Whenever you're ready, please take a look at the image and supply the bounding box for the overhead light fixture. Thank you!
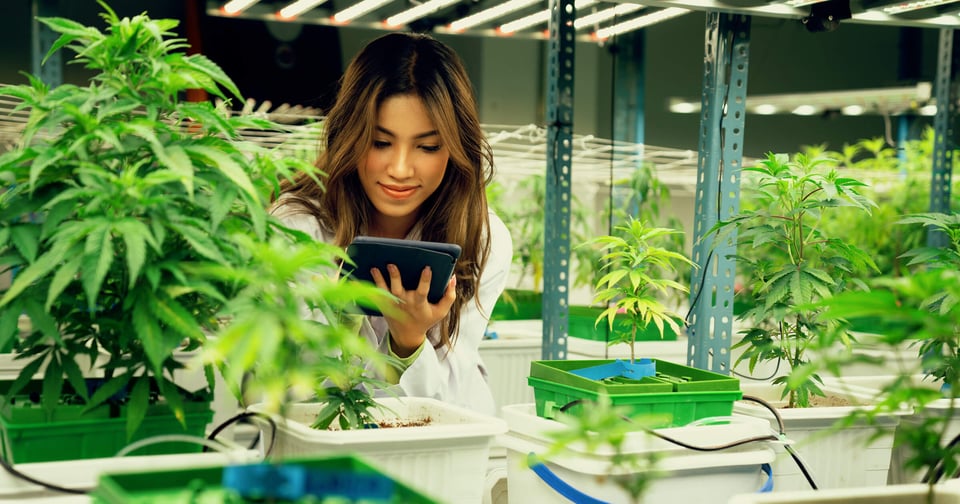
[278,0,329,19]
[223,0,261,15]
[877,0,960,14]
[449,0,540,32]
[498,0,597,34]
[753,104,778,115]
[669,101,698,114]
[574,4,642,30]
[781,0,831,6]
[668,83,932,117]
[593,7,690,39]
[920,104,938,115]
[333,0,393,23]
[841,104,865,115]
[386,0,460,27]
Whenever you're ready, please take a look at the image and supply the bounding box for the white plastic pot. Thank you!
[735,381,907,491]
[250,396,508,504]
[728,482,960,503]
[499,403,776,503]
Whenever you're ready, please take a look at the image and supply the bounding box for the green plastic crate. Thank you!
[529,359,741,427]
[491,289,543,320]
[567,305,681,342]
[0,398,213,463]
[92,455,440,503]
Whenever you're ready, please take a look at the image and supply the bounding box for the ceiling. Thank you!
[206,0,960,42]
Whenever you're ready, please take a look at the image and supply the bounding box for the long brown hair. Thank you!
[279,32,494,350]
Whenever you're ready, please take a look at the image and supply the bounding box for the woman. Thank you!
[271,32,512,416]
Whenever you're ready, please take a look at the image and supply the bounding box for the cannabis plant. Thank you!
[194,233,393,423]
[714,153,879,408]
[583,217,695,362]
[0,2,313,437]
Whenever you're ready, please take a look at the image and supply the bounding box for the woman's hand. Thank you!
[370,264,456,357]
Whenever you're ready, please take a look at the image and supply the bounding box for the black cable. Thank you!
[741,394,819,490]
[0,456,87,495]
[923,429,960,483]
[206,410,278,458]
[558,399,779,452]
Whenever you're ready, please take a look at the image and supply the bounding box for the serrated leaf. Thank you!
[133,297,171,376]
[150,293,203,341]
[46,253,82,311]
[4,357,46,408]
[159,145,195,197]
[183,145,257,201]
[86,374,131,412]
[61,356,89,402]
[116,220,146,287]
[170,221,225,263]
[126,376,150,441]
[41,357,64,416]
[9,224,40,263]
[0,245,66,307]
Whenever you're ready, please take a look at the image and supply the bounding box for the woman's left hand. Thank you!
[370,264,456,357]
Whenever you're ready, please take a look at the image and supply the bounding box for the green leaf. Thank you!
[0,245,67,307]
[9,225,40,263]
[115,220,146,287]
[4,356,46,408]
[86,373,131,412]
[61,356,90,402]
[182,54,242,101]
[46,253,82,311]
[133,296,171,376]
[160,145,195,197]
[126,377,150,441]
[151,294,203,341]
[183,145,258,202]
[159,378,187,428]
[81,225,114,311]
[28,148,64,189]
[169,221,225,263]
[0,306,20,353]
[41,356,64,416]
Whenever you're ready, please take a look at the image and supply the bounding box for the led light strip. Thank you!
[574,4,642,30]
[386,0,461,27]
[334,0,394,23]
[222,0,261,15]
[278,0,329,19]
[782,0,831,7]
[880,0,960,14]
[498,0,597,34]
[593,7,690,38]
[450,0,541,32]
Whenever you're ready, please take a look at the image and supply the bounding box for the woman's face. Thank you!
[359,94,450,238]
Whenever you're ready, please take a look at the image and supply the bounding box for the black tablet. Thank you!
[342,236,462,316]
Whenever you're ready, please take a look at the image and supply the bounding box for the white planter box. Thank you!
[728,482,960,503]
[500,403,776,503]
[0,448,259,500]
[481,320,542,415]
[824,374,960,485]
[250,396,507,504]
[735,382,906,491]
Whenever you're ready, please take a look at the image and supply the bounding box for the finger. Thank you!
[386,264,404,296]
[437,274,457,311]
[369,267,388,289]
[415,266,432,301]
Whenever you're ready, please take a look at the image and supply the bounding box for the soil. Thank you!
[376,416,432,428]
[779,395,855,408]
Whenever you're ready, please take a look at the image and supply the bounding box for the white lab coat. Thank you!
[273,199,513,417]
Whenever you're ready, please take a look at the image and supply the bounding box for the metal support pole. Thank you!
[542,0,575,360]
[31,0,62,87]
[687,12,751,373]
[929,28,957,247]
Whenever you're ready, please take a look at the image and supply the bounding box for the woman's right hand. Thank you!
[370,264,456,357]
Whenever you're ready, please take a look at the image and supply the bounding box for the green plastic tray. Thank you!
[0,398,213,463]
[529,359,742,427]
[491,289,543,320]
[567,305,681,342]
[92,455,440,503]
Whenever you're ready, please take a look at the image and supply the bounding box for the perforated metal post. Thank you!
[541,0,575,360]
[929,28,957,247]
[32,0,62,87]
[687,13,751,373]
